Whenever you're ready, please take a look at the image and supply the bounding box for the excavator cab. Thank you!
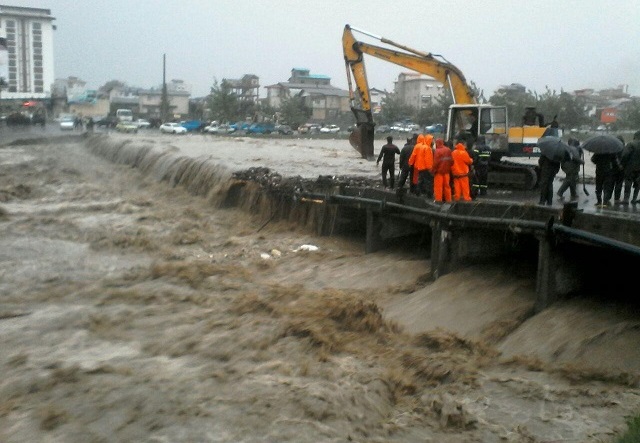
[447,104,509,155]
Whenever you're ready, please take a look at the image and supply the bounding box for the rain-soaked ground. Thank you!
[1,129,640,442]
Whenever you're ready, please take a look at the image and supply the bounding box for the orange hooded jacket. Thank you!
[451,142,473,177]
[432,138,453,175]
[408,134,434,172]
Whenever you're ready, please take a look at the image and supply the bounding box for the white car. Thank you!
[159,122,187,134]
[205,124,234,134]
[320,124,340,134]
[59,117,75,130]
[135,119,151,129]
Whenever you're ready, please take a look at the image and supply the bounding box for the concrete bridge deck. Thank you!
[300,186,640,312]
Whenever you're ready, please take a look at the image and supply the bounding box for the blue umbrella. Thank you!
[581,134,624,154]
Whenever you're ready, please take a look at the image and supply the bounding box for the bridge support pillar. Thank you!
[365,209,384,253]
[535,235,585,312]
[430,221,451,280]
[535,235,558,312]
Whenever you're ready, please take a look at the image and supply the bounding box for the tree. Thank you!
[489,84,590,130]
[207,79,240,123]
[278,94,311,129]
[415,88,454,126]
[378,92,414,124]
[489,84,538,127]
[617,98,640,130]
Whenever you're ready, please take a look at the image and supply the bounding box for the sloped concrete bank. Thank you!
[83,134,358,236]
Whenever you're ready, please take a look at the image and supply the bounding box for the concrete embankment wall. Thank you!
[84,135,326,233]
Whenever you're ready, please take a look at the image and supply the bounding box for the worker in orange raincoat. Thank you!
[451,136,474,201]
[432,138,453,202]
[408,133,434,197]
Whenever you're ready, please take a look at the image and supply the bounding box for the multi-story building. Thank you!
[370,88,387,115]
[394,72,445,109]
[225,74,259,104]
[0,5,55,100]
[265,68,349,122]
[52,76,108,118]
[138,87,189,119]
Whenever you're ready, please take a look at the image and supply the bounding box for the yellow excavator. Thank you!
[343,24,555,189]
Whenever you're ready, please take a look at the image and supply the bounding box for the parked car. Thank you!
[31,113,46,126]
[320,124,340,134]
[298,123,321,134]
[276,124,293,135]
[203,123,218,133]
[390,123,406,132]
[375,124,391,133]
[134,119,151,129]
[95,115,118,128]
[159,122,187,134]
[115,122,138,133]
[205,123,234,134]
[230,121,251,132]
[425,123,445,134]
[59,116,75,130]
[246,122,275,134]
[180,120,206,132]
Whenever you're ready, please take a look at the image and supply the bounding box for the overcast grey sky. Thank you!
[7,0,640,98]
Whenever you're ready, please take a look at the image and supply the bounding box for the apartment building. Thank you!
[265,68,349,122]
[394,72,445,109]
[0,4,55,100]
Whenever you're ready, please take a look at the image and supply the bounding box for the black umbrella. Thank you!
[581,134,624,154]
[566,144,583,162]
[537,136,570,162]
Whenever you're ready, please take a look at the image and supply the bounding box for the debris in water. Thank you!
[295,244,319,252]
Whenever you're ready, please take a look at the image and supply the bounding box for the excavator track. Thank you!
[487,160,539,190]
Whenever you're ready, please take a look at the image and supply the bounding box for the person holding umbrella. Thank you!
[612,135,626,204]
[582,134,625,208]
[621,130,640,204]
[591,152,620,207]
[538,153,561,205]
[557,138,583,201]
[537,136,566,205]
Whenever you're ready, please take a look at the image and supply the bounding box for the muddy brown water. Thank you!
[1,133,639,442]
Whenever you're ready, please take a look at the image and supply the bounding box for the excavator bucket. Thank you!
[349,123,375,159]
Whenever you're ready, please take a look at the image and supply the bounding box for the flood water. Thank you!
[0,131,639,442]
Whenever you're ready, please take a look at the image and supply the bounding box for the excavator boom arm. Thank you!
[343,24,476,158]
[343,25,476,111]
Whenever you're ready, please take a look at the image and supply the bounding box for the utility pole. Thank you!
[160,53,169,121]
[0,77,5,116]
